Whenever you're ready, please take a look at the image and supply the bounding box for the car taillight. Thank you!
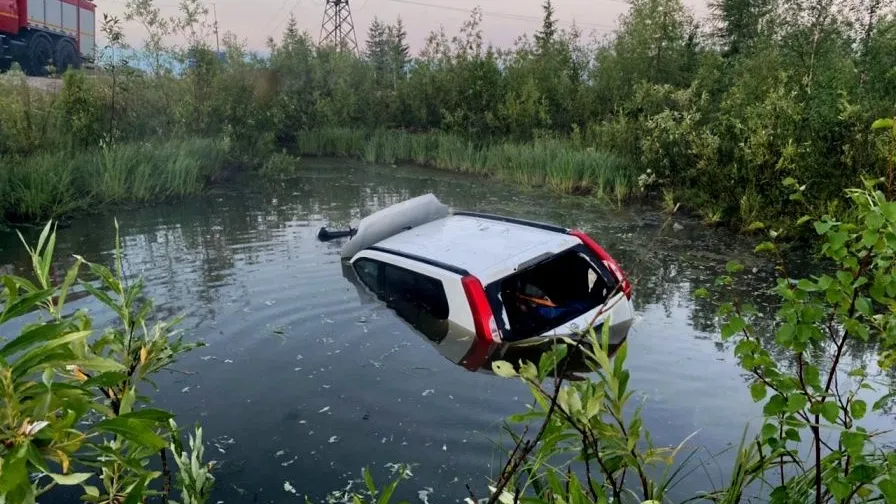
[569,230,632,300]
[460,275,501,371]
[461,275,502,344]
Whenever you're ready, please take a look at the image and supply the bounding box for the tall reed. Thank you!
[298,129,640,201]
[1,138,227,222]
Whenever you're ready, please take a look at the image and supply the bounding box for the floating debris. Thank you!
[442,444,447,451]
[322,385,331,389]
[275,450,286,458]
[283,481,297,494]
[181,387,191,393]
[296,354,303,360]
[281,456,298,467]
[265,300,276,306]
[318,406,330,413]
[328,436,340,444]
[224,359,233,364]
[418,488,434,504]
[422,389,434,397]
[299,420,307,424]
[212,436,236,454]
[200,356,215,361]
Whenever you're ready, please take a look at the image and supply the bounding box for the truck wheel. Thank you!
[27,34,53,76]
[55,40,81,73]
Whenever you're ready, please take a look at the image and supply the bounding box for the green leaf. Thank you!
[787,393,808,413]
[362,467,376,496]
[847,368,866,378]
[855,297,872,317]
[764,394,786,416]
[821,402,840,424]
[746,221,765,231]
[777,323,796,346]
[122,474,149,504]
[0,289,54,324]
[77,357,127,373]
[726,261,744,273]
[866,211,884,230]
[91,417,168,451]
[754,241,776,253]
[871,118,894,130]
[828,478,851,501]
[761,423,777,440]
[849,399,868,420]
[797,279,818,291]
[814,221,833,234]
[882,202,896,222]
[0,322,69,359]
[750,382,767,402]
[784,428,801,442]
[841,431,866,457]
[847,464,876,484]
[117,409,175,423]
[82,372,128,388]
[879,478,896,502]
[803,364,821,389]
[693,287,709,298]
[519,361,538,381]
[0,447,29,493]
[722,316,747,340]
[47,473,93,485]
[861,229,878,248]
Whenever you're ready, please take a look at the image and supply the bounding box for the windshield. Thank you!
[488,244,618,342]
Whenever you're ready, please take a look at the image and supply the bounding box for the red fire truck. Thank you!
[0,0,96,75]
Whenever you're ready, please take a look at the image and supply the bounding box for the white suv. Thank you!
[331,194,635,372]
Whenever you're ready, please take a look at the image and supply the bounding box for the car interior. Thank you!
[496,246,617,341]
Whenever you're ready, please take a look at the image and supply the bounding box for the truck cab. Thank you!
[0,0,96,74]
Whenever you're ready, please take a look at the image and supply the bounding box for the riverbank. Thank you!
[0,131,638,224]
[0,138,229,223]
[295,129,640,203]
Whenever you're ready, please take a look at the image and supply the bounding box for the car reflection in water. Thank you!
[341,261,619,379]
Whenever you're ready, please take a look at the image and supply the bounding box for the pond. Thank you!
[1,159,891,503]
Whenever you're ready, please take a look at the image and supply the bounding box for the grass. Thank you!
[1,138,228,222]
[297,129,640,202]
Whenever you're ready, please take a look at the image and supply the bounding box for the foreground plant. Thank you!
[0,221,213,503]
[472,119,896,503]
[705,117,896,503]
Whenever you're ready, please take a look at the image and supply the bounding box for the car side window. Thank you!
[382,264,449,320]
[354,259,383,296]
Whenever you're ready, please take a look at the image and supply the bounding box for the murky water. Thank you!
[1,160,892,503]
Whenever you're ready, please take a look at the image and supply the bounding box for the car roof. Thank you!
[372,214,582,281]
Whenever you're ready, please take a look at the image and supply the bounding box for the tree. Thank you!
[534,0,558,52]
[366,17,388,80]
[386,17,410,77]
[708,0,774,56]
[284,13,300,47]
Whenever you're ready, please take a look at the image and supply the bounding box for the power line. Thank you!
[377,0,617,30]
[265,0,299,33]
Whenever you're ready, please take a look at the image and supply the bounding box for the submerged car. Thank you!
[324,194,634,372]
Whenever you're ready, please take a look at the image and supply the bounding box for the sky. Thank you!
[98,0,710,55]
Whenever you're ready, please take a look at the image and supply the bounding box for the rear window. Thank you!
[489,245,617,341]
